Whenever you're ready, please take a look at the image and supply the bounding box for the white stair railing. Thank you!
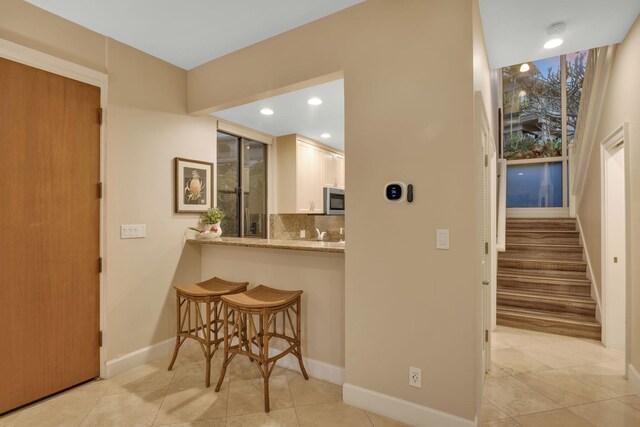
[496,159,507,252]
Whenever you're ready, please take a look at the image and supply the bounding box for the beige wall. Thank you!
[578,16,640,370]
[200,245,345,368]
[189,0,479,420]
[0,0,216,361]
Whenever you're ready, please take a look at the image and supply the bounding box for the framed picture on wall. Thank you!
[175,157,213,213]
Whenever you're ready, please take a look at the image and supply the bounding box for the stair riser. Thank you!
[497,315,601,340]
[507,233,580,244]
[497,295,596,317]
[498,279,591,296]
[502,251,584,261]
[505,244,583,255]
[506,222,577,231]
[498,259,586,272]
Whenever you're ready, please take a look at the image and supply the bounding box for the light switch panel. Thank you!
[121,224,146,239]
[436,229,449,250]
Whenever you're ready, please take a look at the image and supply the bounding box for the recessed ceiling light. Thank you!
[518,172,524,176]
[519,63,530,72]
[307,97,323,106]
[544,38,563,49]
[320,133,331,139]
[260,108,274,115]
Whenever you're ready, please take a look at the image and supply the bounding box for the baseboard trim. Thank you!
[576,214,603,325]
[629,364,640,394]
[104,336,345,386]
[105,337,175,378]
[343,383,475,427]
[271,349,344,385]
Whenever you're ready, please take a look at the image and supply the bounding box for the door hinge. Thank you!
[98,257,103,273]
[97,182,103,199]
[98,108,103,125]
[485,242,489,254]
[485,330,489,343]
[98,330,103,347]
[484,154,488,167]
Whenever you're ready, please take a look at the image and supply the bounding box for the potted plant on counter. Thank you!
[189,207,224,239]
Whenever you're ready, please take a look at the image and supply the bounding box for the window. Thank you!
[502,51,588,208]
[216,132,267,238]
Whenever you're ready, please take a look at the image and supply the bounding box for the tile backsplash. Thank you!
[270,214,345,242]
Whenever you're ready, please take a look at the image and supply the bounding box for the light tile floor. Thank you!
[482,326,640,427]
[0,343,409,427]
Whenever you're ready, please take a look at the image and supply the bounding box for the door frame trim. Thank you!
[599,123,630,375]
[0,38,109,379]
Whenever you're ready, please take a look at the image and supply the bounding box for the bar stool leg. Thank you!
[205,300,212,387]
[168,294,183,371]
[295,299,309,380]
[262,311,271,412]
[215,303,230,392]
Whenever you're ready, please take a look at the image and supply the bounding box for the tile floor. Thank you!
[2,327,638,426]
[0,343,408,427]
[482,326,640,426]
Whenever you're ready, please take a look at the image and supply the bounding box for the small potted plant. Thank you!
[190,207,224,239]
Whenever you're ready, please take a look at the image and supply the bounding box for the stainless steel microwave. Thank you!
[323,187,345,215]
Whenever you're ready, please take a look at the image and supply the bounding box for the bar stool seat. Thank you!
[168,277,248,387]
[222,285,302,309]
[215,284,308,412]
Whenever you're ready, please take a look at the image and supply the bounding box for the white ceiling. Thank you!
[215,79,345,151]
[25,0,363,70]
[479,0,640,69]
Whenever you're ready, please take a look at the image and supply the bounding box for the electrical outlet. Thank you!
[409,367,422,388]
[300,230,306,238]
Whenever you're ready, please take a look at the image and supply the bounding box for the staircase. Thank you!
[497,218,601,340]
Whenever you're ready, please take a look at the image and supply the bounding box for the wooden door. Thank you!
[0,58,101,414]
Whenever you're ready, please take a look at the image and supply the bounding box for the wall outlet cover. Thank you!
[409,366,422,388]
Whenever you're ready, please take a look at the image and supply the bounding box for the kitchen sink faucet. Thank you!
[315,228,327,241]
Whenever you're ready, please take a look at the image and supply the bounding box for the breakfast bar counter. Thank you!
[187,237,345,253]
[189,236,345,384]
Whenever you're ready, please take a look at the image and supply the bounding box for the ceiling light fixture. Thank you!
[307,97,323,106]
[544,38,563,49]
[260,108,274,115]
[320,133,331,138]
[519,63,530,72]
[544,22,566,49]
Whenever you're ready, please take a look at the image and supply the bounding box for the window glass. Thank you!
[503,57,562,159]
[566,51,588,143]
[506,162,563,208]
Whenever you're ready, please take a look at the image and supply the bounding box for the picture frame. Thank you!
[174,157,213,213]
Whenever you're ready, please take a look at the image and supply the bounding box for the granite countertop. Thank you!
[187,237,345,253]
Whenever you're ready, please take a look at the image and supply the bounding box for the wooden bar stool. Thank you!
[215,285,309,412]
[168,277,248,387]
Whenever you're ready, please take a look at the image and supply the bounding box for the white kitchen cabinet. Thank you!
[335,154,345,189]
[322,152,345,189]
[296,141,323,213]
[276,134,344,214]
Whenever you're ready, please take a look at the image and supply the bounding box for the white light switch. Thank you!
[436,229,449,250]
[121,224,146,239]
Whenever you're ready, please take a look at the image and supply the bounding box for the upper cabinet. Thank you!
[276,134,344,214]
[322,152,345,189]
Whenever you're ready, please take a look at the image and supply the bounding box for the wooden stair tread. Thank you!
[498,254,586,265]
[506,243,582,250]
[496,307,601,327]
[498,268,590,281]
[497,289,596,304]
